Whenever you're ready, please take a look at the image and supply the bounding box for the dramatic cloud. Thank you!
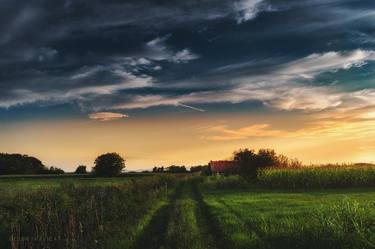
[1,0,375,117]
[2,0,375,167]
[89,112,129,121]
[110,50,375,113]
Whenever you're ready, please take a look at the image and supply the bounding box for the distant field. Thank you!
[201,187,375,249]
[0,174,148,192]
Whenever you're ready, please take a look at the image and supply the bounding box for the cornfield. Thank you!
[257,165,375,189]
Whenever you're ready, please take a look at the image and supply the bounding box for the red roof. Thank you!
[209,160,238,173]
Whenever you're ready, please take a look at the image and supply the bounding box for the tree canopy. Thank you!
[0,153,64,175]
[93,153,125,176]
[233,148,302,178]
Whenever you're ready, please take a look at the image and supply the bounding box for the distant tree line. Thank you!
[0,149,301,178]
[152,165,188,173]
[150,165,211,175]
[0,152,126,177]
[0,153,64,175]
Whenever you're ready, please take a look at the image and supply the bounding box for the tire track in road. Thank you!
[191,181,231,249]
[133,183,183,249]
[133,179,227,249]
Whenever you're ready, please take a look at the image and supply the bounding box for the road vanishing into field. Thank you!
[133,180,227,249]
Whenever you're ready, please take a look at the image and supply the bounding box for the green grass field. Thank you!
[1,174,375,249]
[201,188,375,249]
[127,179,375,249]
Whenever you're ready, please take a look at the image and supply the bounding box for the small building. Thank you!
[209,160,238,174]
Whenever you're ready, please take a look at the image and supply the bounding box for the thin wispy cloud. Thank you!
[108,50,375,114]
[146,36,200,63]
[178,103,205,112]
[204,115,375,141]
[233,0,265,24]
[204,124,287,140]
[89,112,129,122]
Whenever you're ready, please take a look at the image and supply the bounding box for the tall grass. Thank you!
[0,175,178,249]
[257,165,375,189]
[202,189,375,249]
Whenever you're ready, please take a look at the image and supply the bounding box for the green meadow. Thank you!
[1,167,375,249]
[201,187,375,249]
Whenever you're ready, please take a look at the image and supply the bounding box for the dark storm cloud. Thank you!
[0,0,375,114]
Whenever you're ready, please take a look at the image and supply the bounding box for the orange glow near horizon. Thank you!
[1,110,374,172]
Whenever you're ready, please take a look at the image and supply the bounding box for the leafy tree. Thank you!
[256,149,279,168]
[233,148,303,178]
[93,153,125,176]
[233,149,258,178]
[0,153,66,175]
[75,165,87,174]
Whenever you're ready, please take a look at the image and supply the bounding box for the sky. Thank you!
[1,0,375,171]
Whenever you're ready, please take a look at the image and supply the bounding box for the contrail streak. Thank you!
[178,103,205,112]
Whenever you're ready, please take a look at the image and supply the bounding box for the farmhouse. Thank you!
[209,160,238,174]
